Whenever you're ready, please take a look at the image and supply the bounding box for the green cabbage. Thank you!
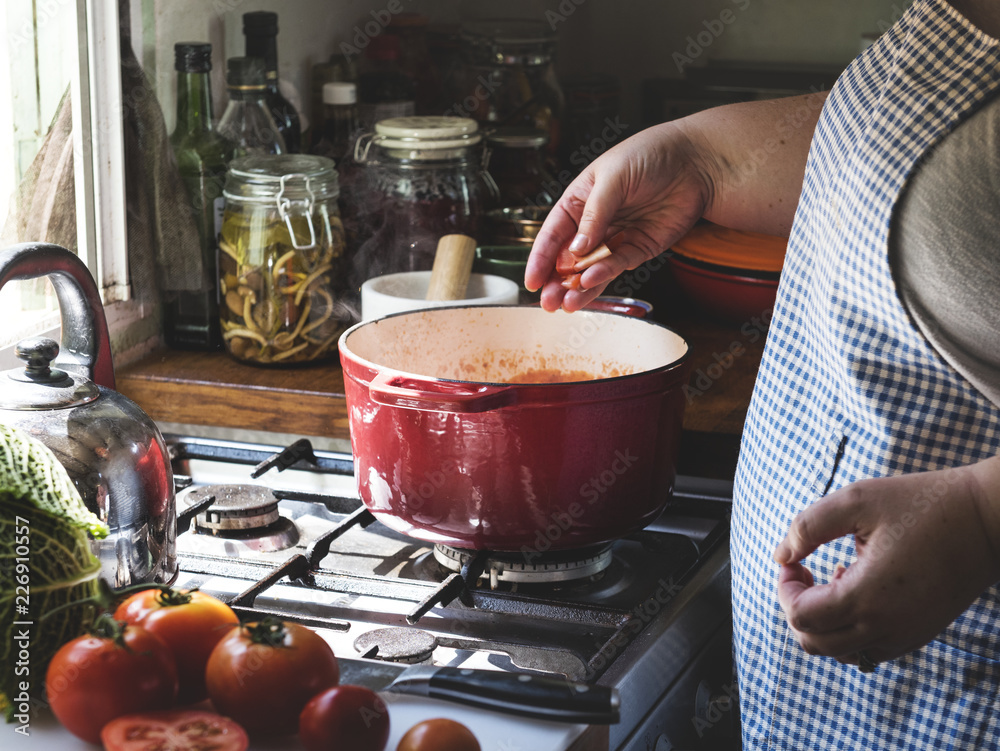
[0,423,109,719]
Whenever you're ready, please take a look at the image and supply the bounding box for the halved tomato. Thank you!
[101,710,249,751]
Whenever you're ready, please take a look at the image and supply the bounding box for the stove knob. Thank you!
[692,679,739,746]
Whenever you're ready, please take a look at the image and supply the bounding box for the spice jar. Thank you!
[349,116,495,287]
[218,154,349,366]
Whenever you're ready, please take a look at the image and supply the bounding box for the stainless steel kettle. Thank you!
[0,243,177,588]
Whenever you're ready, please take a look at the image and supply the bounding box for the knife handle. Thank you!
[420,667,620,725]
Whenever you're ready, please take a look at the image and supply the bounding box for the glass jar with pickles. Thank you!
[219,154,350,365]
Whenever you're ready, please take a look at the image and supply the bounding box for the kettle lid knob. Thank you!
[15,337,65,383]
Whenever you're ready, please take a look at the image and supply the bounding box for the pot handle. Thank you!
[0,243,115,389]
[368,371,516,413]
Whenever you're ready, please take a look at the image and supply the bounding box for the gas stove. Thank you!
[165,434,738,751]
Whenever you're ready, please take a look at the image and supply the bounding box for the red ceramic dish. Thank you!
[668,252,779,325]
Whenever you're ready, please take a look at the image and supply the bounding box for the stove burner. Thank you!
[354,627,438,663]
[187,484,281,531]
[182,484,300,552]
[433,544,614,587]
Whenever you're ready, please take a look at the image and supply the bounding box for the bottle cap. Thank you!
[323,82,357,106]
[226,56,267,88]
[174,42,212,73]
[243,10,278,36]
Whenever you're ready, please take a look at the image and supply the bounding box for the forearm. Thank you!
[963,454,1000,581]
[677,91,829,237]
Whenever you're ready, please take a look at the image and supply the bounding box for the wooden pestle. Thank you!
[425,234,477,301]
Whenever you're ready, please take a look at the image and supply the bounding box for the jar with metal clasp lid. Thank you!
[348,115,497,287]
[218,154,350,366]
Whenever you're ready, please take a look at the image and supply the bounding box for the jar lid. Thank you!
[367,116,481,159]
[375,116,482,149]
[486,127,549,148]
[323,82,356,105]
[224,154,340,202]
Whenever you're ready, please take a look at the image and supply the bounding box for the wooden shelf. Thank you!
[117,349,351,439]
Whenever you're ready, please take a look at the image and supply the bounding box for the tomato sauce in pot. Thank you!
[506,368,597,383]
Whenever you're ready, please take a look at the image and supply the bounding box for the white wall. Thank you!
[556,0,911,124]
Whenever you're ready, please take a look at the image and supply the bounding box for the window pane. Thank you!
[0,1,80,347]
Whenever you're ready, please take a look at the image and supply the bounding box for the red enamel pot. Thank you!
[338,305,690,551]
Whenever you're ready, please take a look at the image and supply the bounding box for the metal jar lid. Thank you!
[224,154,339,250]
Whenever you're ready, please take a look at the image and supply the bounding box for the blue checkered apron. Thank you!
[732,1,1000,748]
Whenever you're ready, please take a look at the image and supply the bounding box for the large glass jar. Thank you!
[348,116,494,287]
[459,21,565,162]
[218,154,350,366]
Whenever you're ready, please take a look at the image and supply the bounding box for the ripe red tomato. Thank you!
[45,619,178,743]
[397,718,481,751]
[299,685,390,751]
[101,709,249,751]
[115,587,238,704]
[205,616,340,736]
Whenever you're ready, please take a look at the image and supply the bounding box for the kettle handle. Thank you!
[0,243,115,389]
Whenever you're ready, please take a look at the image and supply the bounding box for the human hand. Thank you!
[524,121,713,312]
[773,459,1000,667]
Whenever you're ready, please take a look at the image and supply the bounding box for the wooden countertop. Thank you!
[117,304,766,479]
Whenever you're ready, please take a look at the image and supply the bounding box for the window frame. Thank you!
[73,0,129,302]
[0,0,132,368]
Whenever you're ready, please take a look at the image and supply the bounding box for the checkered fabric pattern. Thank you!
[732,1,1000,748]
